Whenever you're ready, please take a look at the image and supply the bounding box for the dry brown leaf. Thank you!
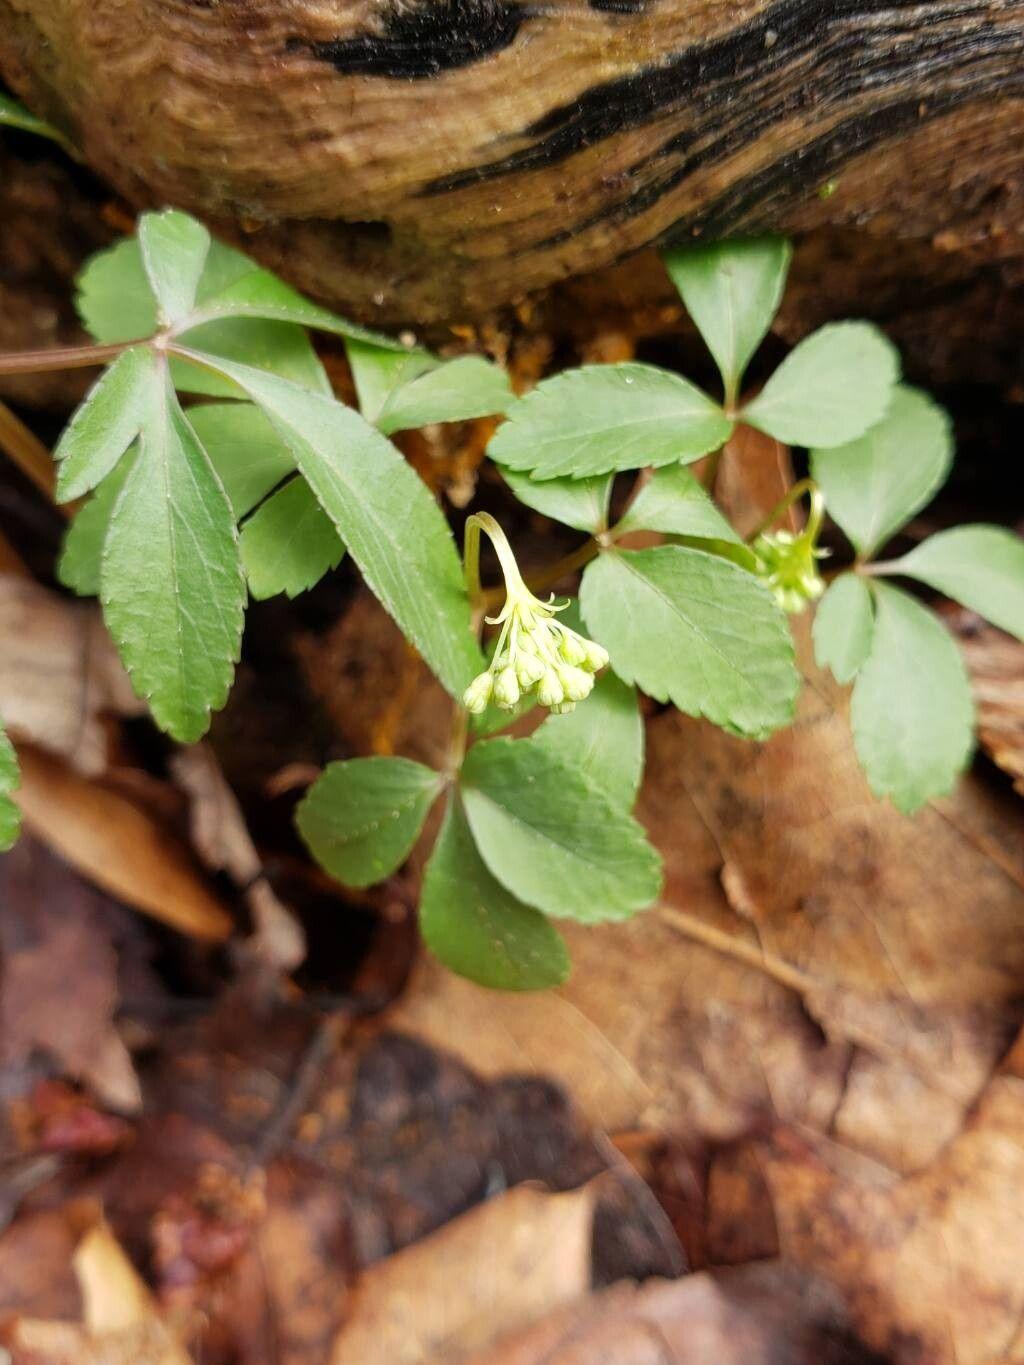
[0,575,144,776]
[329,1184,594,1365]
[953,613,1024,796]
[466,1262,876,1364]
[13,746,234,943]
[757,1046,1024,1363]
[11,1220,194,1364]
[0,837,140,1112]
[0,1207,80,1322]
[170,744,305,970]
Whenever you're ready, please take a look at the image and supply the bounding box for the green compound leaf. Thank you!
[743,322,900,449]
[615,464,741,543]
[240,476,345,600]
[502,468,614,534]
[76,230,332,396]
[101,370,245,742]
[887,525,1024,642]
[488,363,732,479]
[812,573,874,684]
[54,346,154,502]
[186,403,297,518]
[421,796,570,991]
[460,738,662,923]
[347,340,437,423]
[296,756,441,888]
[0,720,21,853]
[179,348,484,697]
[194,266,402,350]
[376,356,514,435]
[811,387,952,557]
[58,455,134,596]
[580,546,798,738]
[664,236,791,400]
[138,209,211,325]
[851,583,974,814]
[529,667,643,807]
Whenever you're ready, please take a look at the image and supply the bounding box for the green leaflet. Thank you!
[529,666,643,807]
[296,756,441,887]
[421,796,570,990]
[811,387,952,556]
[0,719,21,852]
[664,236,791,399]
[54,346,154,502]
[58,454,133,596]
[502,468,614,534]
[460,738,662,922]
[240,476,345,600]
[186,403,297,519]
[851,583,974,813]
[347,340,437,423]
[376,356,514,434]
[174,317,331,398]
[488,363,733,479]
[812,573,874,684]
[138,209,211,325]
[580,546,798,738]
[194,266,403,349]
[101,368,245,742]
[349,343,514,434]
[614,465,741,543]
[888,525,1024,642]
[743,322,900,448]
[175,347,484,698]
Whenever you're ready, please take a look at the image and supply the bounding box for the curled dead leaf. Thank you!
[13,746,233,943]
[0,574,144,776]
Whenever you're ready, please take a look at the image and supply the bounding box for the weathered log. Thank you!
[2,0,1024,325]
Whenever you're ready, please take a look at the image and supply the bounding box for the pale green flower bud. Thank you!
[583,640,609,673]
[537,668,565,708]
[515,652,545,688]
[549,701,577,715]
[558,632,587,666]
[463,671,494,714]
[493,665,521,710]
[752,529,827,615]
[558,664,595,702]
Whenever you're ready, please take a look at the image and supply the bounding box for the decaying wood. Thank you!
[1,0,1023,323]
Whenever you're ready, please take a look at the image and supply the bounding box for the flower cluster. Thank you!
[464,587,609,716]
[751,527,828,614]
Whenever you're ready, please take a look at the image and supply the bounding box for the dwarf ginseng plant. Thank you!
[0,185,1022,986]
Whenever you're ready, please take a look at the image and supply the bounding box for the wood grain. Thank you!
[1,0,1022,322]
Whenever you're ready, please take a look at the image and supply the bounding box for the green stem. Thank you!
[747,477,820,543]
[0,339,140,376]
[858,559,902,577]
[463,511,529,607]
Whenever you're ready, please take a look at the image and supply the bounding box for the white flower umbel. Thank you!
[462,512,609,714]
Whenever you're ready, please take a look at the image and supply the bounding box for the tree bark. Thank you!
[1,0,1023,325]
